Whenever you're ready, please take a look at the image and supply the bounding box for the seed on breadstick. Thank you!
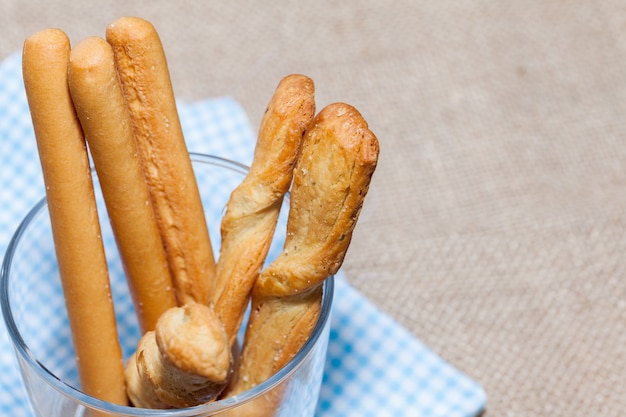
[212,74,315,345]
[106,16,216,306]
[23,29,128,406]
[68,36,177,334]
[224,103,379,415]
[125,302,232,408]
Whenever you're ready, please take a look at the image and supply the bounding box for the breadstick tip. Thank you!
[23,28,68,50]
[127,303,233,407]
[69,36,113,72]
[23,28,70,75]
[156,303,232,381]
[315,102,380,164]
[106,16,158,44]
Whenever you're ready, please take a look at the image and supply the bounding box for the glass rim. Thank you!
[0,153,335,416]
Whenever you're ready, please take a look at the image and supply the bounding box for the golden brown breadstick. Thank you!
[224,103,379,416]
[106,16,215,306]
[22,29,127,406]
[67,36,177,334]
[212,74,315,344]
[125,302,232,408]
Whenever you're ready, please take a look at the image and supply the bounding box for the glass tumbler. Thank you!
[1,153,333,417]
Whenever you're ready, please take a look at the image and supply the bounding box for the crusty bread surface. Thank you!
[106,16,216,306]
[126,302,232,408]
[212,74,315,344]
[224,103,379,416]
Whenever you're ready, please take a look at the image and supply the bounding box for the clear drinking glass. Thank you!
[1,153,333,417]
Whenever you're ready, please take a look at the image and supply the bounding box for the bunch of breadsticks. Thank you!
[22,16,379,416]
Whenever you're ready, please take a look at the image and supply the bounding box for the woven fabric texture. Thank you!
[1,2,626,416]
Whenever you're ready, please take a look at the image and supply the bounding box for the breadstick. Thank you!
[22,29,127,406]
[212,74,315,344]
[67,36,177,333]
[224,103,379,416]
[125,302,232,408]
[106,16,215,305]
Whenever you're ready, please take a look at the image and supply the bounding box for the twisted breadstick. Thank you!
[68,36,177,334]
[224,103,379,415]
[124,74,314,409]
[212,74,315,344]
[125,302,232,408]
[23,29,127,406]
[106,16,216,305]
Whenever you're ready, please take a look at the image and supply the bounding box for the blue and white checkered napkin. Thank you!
[0,52,486,417]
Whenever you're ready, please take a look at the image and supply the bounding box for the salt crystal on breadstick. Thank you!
[212,74,315,344]
[22,29,128,406]
[224,103,379,416]
[67,36,177,333]
[106,16,216,305]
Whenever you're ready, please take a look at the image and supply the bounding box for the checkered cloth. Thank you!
[0,52,486,417]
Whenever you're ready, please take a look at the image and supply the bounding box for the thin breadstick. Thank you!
[106,16,216,306]
[212,74,315,344]
[22,29,127,406]
[67,36,177,333]
[224,103,379,416]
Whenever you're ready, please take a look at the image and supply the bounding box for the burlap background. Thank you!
[2,1,626,416]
